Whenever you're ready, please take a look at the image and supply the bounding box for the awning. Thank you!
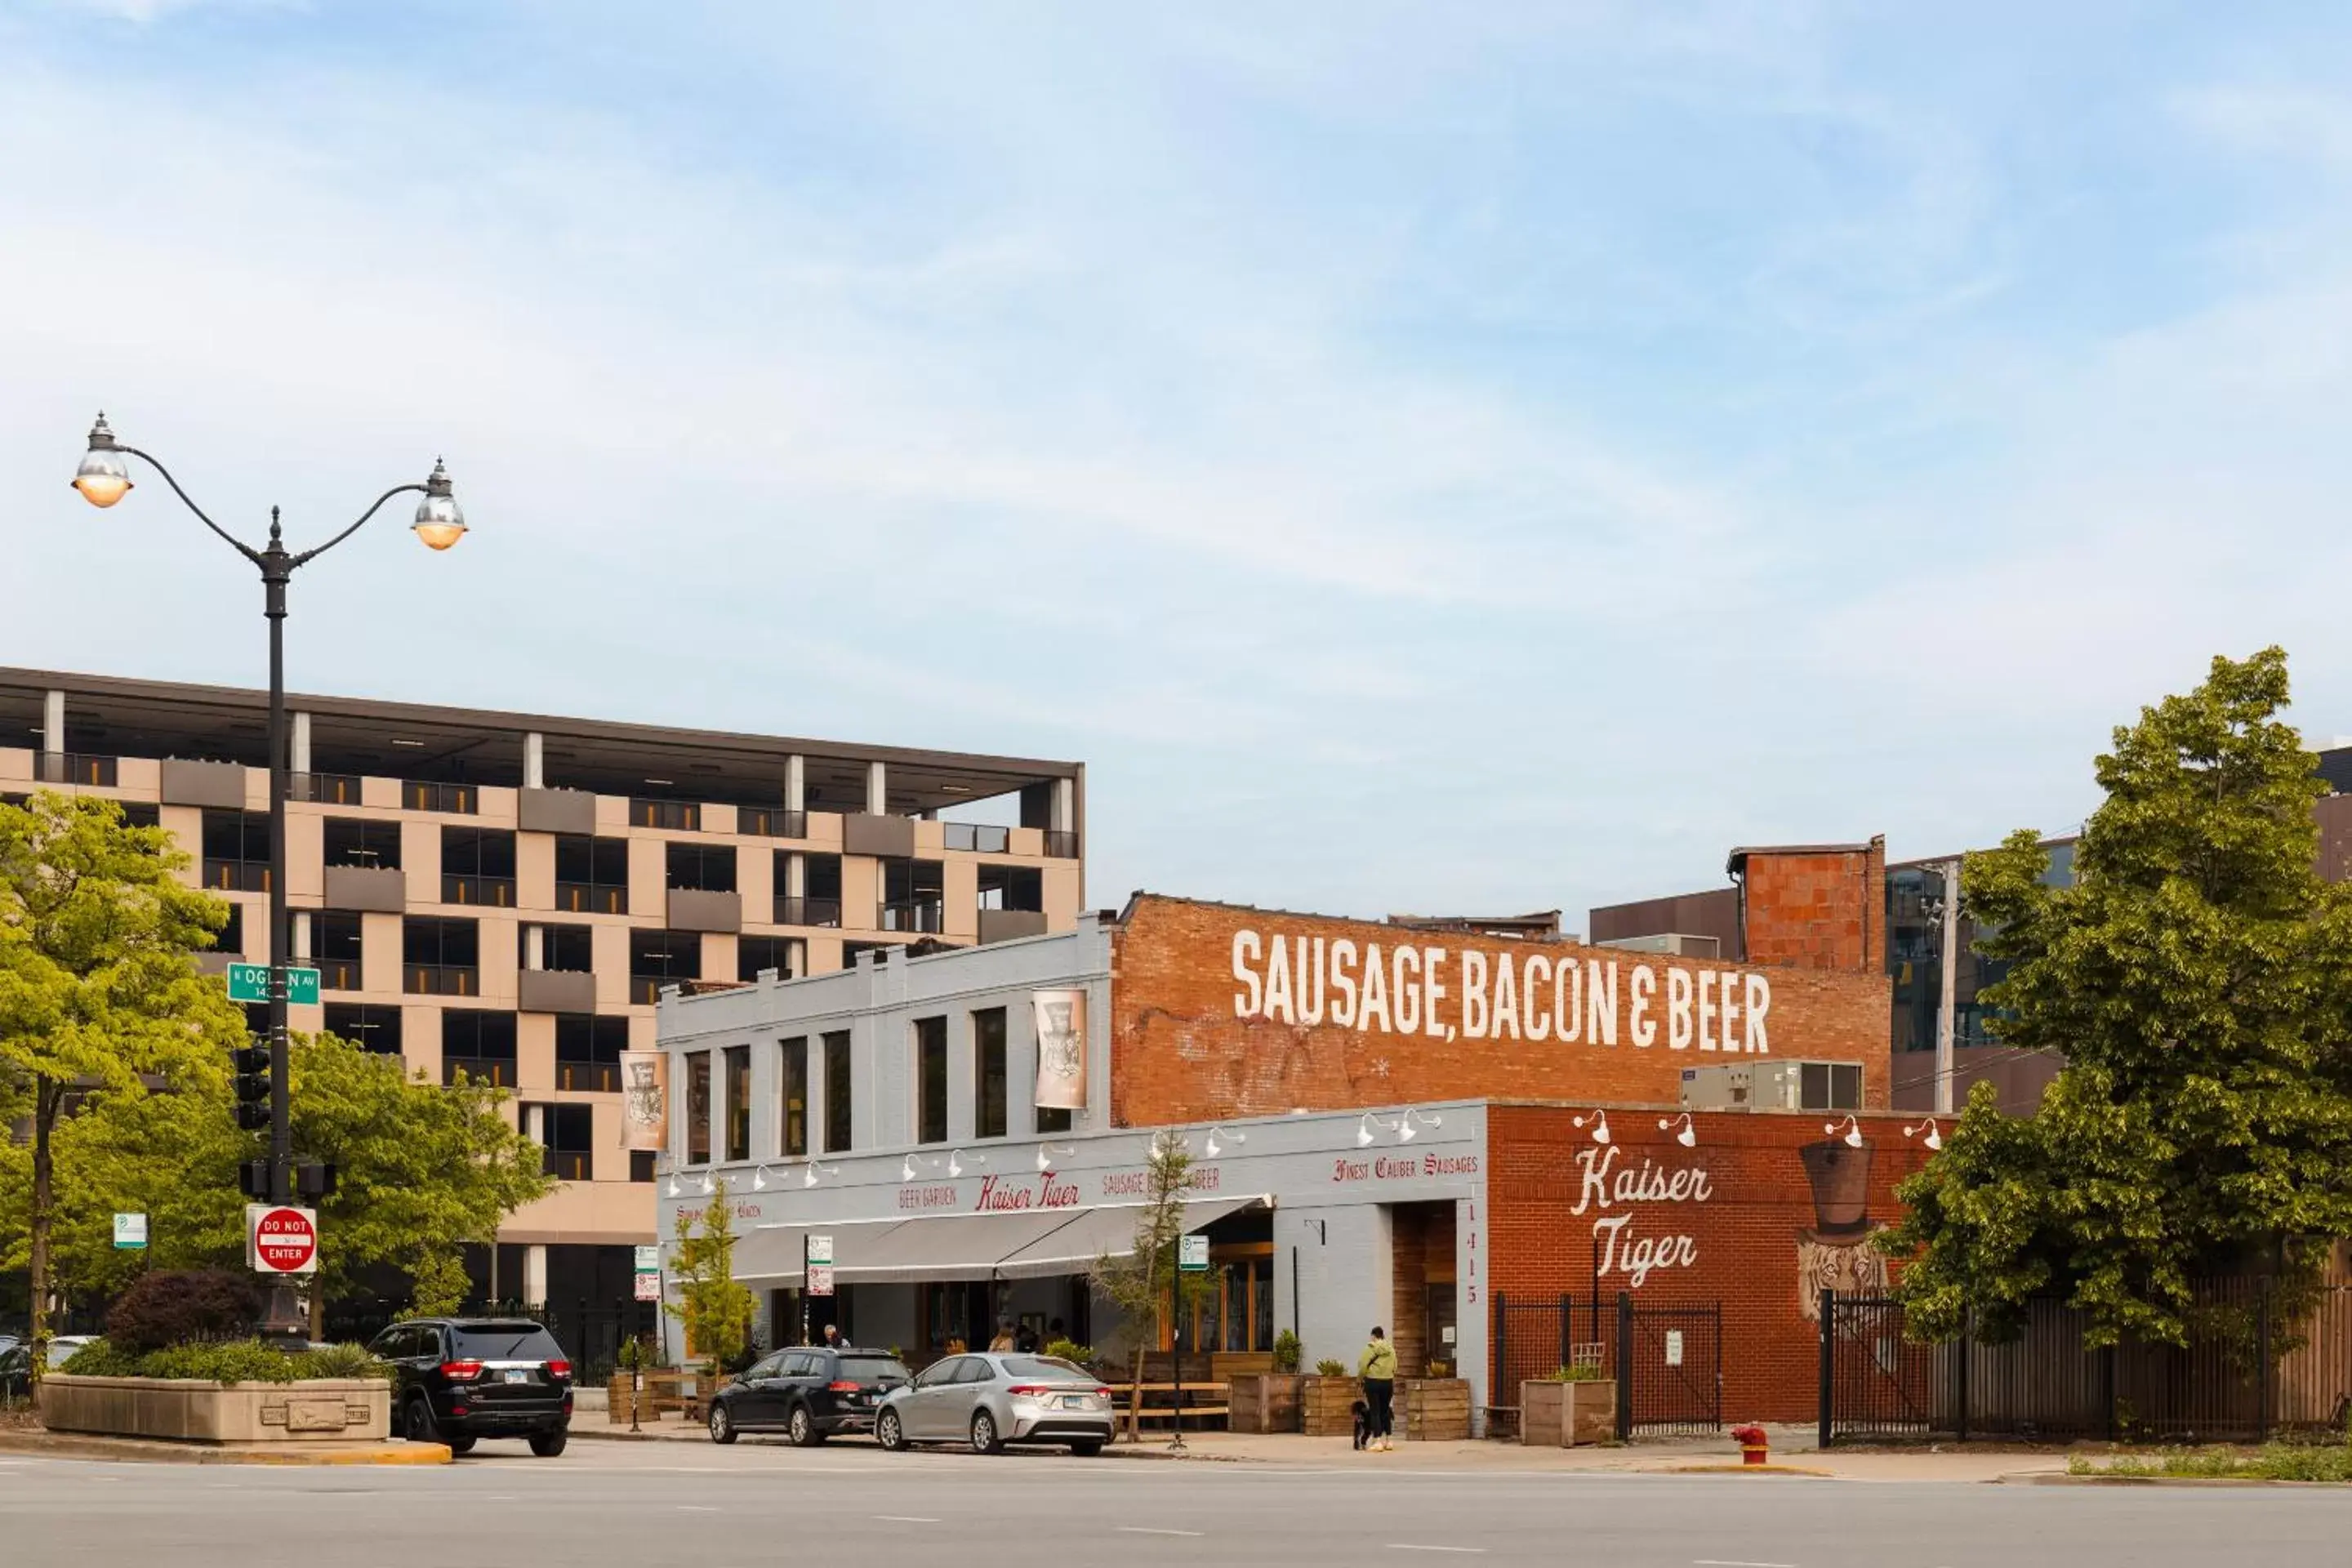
[734,1216,903,1285]
[994,1196,1269,1281]
[834,1210,1089,1284]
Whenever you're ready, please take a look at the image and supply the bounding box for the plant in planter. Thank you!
[1300,1358,1361,1437]
[1272,1330,1303,1374]
[1315,1357,1347,1377]
[1232,1333,1305,1432]
[1521,1363,1615,1448]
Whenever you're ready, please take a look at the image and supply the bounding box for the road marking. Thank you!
[1120,1527,1206,1537]
[676,1504,719,1512]
[874,1515,940,1523]
[1388,1548,1484,1556]
[1695,1561,1797,1567]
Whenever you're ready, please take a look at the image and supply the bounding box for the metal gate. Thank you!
[1492,1292,1722,1439]
[1816,1291,1934,1445]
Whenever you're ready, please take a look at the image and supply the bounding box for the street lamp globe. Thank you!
[411,457,466,550]
[71,413,133,508]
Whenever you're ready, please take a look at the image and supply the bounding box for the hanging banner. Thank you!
[620,1050,669,1152]
[1031,989,1087,1111]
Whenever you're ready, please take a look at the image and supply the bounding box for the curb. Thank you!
[2009,1472,2350,1488]
[0,1430,449,1466]
[1659,1463,1834,1477]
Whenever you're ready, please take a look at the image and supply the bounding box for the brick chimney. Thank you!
[1727,835,1886,973]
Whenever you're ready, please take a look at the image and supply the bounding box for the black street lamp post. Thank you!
[71,413,467,1331]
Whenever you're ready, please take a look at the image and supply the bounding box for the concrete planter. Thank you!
[39,1374,390,1445]
[1520,1379,1615,1446]
[1400,1377,1472,1441]
[1228,1373,1303,1433]
[1299,1374,1362,1437]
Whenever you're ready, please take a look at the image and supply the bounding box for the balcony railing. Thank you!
[555,1060,621,1094]
[36,753,118,787]
[442,874,517,908]
[555,881,628,916]
[402,781,479,815]
[203,859,272,893]
[317,958,362,993]
[405,964,480,997]
[1043,830,1079,859]
[878,899,945,934]
[630,798,699,831]
[942,823,1010,854]
[292,773,363,804]
[629,974,684,1005]
[739,807,807,839]
[443,1056,514,1087]
[773,895,842,929]
[542,1148,590,1182]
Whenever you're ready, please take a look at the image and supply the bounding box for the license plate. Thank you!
[502,1370,530,1384]
[1060,1396,1086,1410]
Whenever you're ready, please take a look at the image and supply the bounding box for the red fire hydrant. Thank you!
[1732,1423,1769,1466]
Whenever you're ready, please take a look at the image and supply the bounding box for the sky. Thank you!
[3,2,2350,924]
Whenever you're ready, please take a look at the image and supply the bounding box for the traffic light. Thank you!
[237,1160,270,1199]
[296,1162,337,1200]
[233,1045,272,1132]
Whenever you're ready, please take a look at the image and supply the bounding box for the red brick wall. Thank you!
[1739,838,1886,973]
[1485,1105,1929,1422]
[1110,896,1891,1126]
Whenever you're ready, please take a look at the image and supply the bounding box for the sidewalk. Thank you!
[0,1428,448,1466]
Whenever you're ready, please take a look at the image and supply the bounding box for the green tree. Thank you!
[663,1175,755,1371]
[0,792,243,1362]
[1089,1129,1217,1442]
[1880,648,2352,1347]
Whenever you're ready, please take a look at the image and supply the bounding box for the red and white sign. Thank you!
[807,1264,835,1298]
[246,1204,318,1276]
[633,1272,662,1303]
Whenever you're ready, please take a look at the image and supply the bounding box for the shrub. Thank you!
[59,1339,137,1377]
[1045,1339,1094,1365]
[296,1343,392,1381]
[1544,1364,1607,1382]
[1271,1330,1303,1374]
[137,1340,303,1383]
[105,1271,261,1356]
[1314,1358,1348,1377]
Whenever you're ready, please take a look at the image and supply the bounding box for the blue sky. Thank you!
[4,2,2350,923]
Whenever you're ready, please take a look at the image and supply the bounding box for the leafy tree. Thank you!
[1089,1129,1218,1442]
[0,792,243,1365]
[1881,648,2352,1347]
[664,1175,755,1371]
[403,1247,471,1318]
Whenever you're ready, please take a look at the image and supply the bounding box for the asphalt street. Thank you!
[3,1437,2349,1567]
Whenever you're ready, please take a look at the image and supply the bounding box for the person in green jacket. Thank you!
[1359,1326,1398,1450]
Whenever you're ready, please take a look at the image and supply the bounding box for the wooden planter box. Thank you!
[1400,1378,1471,1441]
[1299,1374,1362,1437]
[1520,1379,1615,1446]
[39,1374,390,1445]
[1228,1373,1303,1433]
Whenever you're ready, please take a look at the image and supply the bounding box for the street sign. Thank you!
[807,1264,835,1298]
[227,963,320,1006]
[1178,1234,1209,1272]
[113,1213,148,1250]
[633,1244,661,1273]
[807,1234,834,1267]
[246,1204,318,1275]
[633,1272,662,1302]
[1664,1330,1684,1368]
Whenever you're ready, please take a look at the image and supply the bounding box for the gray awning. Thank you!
[735,1216,905,1285]
[832,1210,1090,1284]
[994,1196,1268,1281]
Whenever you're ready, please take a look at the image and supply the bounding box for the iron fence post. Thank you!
[2256,1281,2272,1443]
[1956,1306,1971,1444]
[1817,1289,1835,1451]
[1558,1293,1573,1374]
[1493,1292,1506,1407]
[2100,1344,2117,1442]
[1613,1291,1633,1441]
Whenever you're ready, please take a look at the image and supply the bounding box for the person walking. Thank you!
[1359,1326,1397,1451]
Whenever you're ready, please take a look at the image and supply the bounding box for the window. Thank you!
[973,1008,1007,1140]
[915,1016,948,1145]
[324,817,401,869]
[738,936,796,983]
[630,798,699,831]
[298,773,362,805]
[880,859,945,933]
[525,922,595,973]
[555,835,630,915]
[442,1009,517,1086]
[1043,829,1079,859]
[629,930,702,1004]
[1187,1254,1275,1353]
[685,1051,712,1163]
[314,911,363,991]
[214,902,247,958]
[667,841,737,893]
[555,1013,628,1092]
[201,810,271,892]
[441,826,517,906]
[977,865,1044,912]
[1801,1061,1864,1111]
[943,822,1011,854]
[775,852,843,928]
[779,1037,808,1157]
[118,800,160,830]
[739,807,805,840]
[403,916,479,996]
[630,1149,656,1183]
[402,780,477,814]
[325,1003,402,1055]
[1037,1102,1072,1135]
[822,1031,852,1153]
[537,1102,595,1182]
[724,1045,751,1162]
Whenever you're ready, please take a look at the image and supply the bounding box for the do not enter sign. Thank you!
[246,1204,319,1275]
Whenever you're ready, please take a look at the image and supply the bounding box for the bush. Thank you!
[1045,1339,1094,1365]
[296,1343,392,1381]
[105,1271,261,1356]
[1271,1330,1303,1374]
[62,1337,305,1383]
[59,1339,138,1377]
[1314,1358,1348,1377]
[1544,1364,1607,1382]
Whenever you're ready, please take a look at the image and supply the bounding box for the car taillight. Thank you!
[440,1360,483,1381]
[546,1360,572,1379]
[1096,1387,1112,1399]
[1007,1384,1049,1397]
[828,1380,861,1392]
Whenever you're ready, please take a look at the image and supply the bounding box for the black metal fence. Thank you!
[1820,1281,2352,1446]
[1492,1292,1723,1439]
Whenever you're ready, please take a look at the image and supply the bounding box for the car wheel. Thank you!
[1067,1438,1102,1457]
[970,1409,1002,1454]
[529,1429,568,1458]
[709,1402,737,1445]
[445,1435,477,1457]
[787,1403,824,1447]
[403,1394,439,1446]
[876,1409,907,1452]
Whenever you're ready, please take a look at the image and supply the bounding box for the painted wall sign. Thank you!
[1566,1145,1712,1289]
[1031,989,1088,1110]
[621,1050,668,1152]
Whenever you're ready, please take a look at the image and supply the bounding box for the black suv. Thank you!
[706,1346,911,1446]
[369,1317,573,1456]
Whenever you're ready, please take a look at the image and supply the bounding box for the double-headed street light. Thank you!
[70,412,466,1327]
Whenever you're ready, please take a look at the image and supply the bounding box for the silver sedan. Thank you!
[875,1352,1113,1455]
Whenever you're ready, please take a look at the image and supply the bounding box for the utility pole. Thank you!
[1935,858,1961,1115]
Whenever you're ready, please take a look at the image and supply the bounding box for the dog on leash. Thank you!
[1352,1398,1372,1450]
